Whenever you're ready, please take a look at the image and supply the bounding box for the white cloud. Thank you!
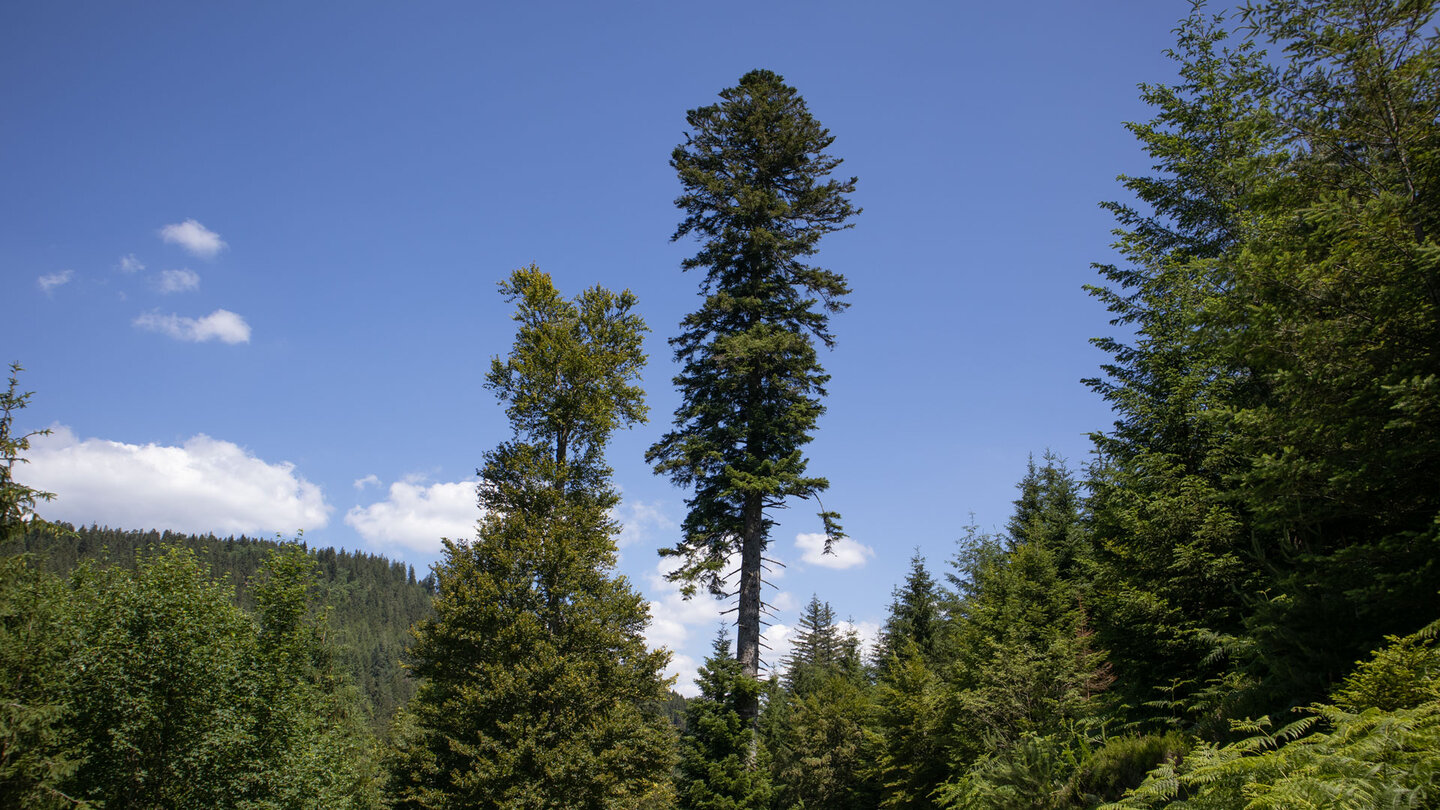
[641,551,796,680]
[37,270,74,294]
[159,219,226,258]
[663,653,700,697]
[839,619,882,658]
[119,254,144,273]
[763,623,793,674]
[772,591,798,612]
[353,474,381,491]
[794,531,875,569]
[155,268,200,294]
[22,426,331,536]
[134,309,251,344]
[345,479,478,554]
[642,554,732,651]
[614,499,676,548]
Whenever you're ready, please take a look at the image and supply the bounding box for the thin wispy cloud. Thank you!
[37,270,74,294]
[134,309,251,344]
[159,219,226,258]
[118,254,144,273]
[155,268,200,294]
[614,499,676,549]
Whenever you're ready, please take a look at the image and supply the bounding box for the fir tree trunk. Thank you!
[737,491,764,724]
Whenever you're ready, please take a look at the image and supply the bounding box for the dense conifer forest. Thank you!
[4,1,1439,807]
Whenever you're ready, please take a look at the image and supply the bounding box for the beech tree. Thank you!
[648,69,859,726]
[392,267,674,808]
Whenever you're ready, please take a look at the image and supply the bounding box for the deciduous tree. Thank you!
[393,267,673,808]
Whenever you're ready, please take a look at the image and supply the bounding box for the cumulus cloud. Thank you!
[134,309,251,344]
[763,623,794,673]
[794,531,875,569]
[155,268,200,294]
[662,653,700,697]
[119,254,144,273]
[353,474,381,491]
[345,479,478,554]
[643,555,732,650]
[159,219,226,258]
[22,426,330,536]
[37,270,74,294]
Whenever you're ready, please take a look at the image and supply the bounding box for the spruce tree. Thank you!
[0,365,84,809]
[872,555,947,808]
[1,364,57,543]
[874,551,941,674]
[937,458,1105,786]
[767,598,876,810]
[674,628,774,810]
[392,267,674,809]
[1084,6,1275,728]
[1214,0,1440,707]
[1088,0,1440,724]
[648,68,859,726]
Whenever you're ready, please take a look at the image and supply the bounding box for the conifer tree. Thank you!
[767,596,876,809]
[1088,0,1440,723]
[938,458,1105,781]
[1213,0,1440,706]
[1,364,57,543]
[872,555,947,808]
[392,267,674,809]
[871,642,945,810]
[648,69,859,725]
[874,551,941,674]
[674,628,774,810]
[782,595,844,695]
[1084,5,1275,728]
[0,365,84,809]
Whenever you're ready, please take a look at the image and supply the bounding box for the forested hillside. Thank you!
[13,523,435,727]
[3,0,1439,807]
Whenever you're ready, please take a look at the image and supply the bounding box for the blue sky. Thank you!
[5,0,1188,691]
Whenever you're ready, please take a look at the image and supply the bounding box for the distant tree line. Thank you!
[13,523,435,729]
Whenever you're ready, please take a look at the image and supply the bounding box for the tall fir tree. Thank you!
[0,364,57,544]
[647,69,859,725]
[1084,4,1277,729]
[0,365,80,809]
[1088,0,1440,725]
[1213,0,1440,708]
[391,267,674,809]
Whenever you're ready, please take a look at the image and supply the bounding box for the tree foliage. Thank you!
[674,629,774,810]
[392,267,673,809]
[766,597,876,810]
[648,69,859,718]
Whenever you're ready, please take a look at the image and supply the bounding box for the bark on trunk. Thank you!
[736,491,764,727]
